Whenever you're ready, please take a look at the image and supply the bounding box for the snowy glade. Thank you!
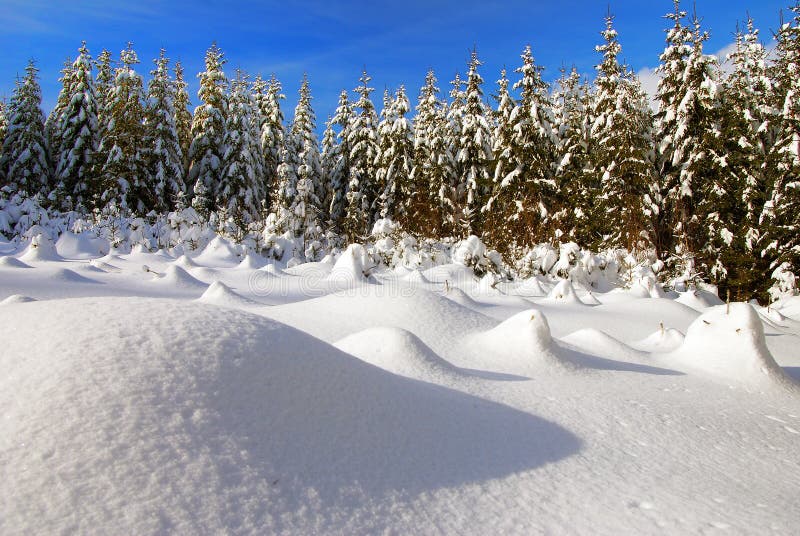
[3,3,800,533]
[1,1,800,303]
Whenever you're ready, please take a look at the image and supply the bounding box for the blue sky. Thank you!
[0,0,791,124]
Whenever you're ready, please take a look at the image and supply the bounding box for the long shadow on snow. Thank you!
[208,322,583,502]
[557,344,684,376]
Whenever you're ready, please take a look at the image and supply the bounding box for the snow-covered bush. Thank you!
[452,235,506,277]
[769,262,798,302]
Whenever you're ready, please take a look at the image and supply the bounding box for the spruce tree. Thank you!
[456,50,493,236]
[189,42,228,216]
[763,3,800,296]
[220,70,264,225]
[483,45,556,255]
[98,43,147,213]
[590,13,654,252]
[54,42,100,211]
[326,89,353,233]
[441,72,465,235]
[1,61,51,198]
[552,66,593,244]
[344,70,380,241]
[45,58,74,167]
[262,75,285,211]
[654,1,723,279]
[144,49,185,213]
[376,85,414,221]
[408,70,446,236]
[173,61,192,177]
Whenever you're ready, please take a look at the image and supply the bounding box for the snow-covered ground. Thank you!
[2,234,800,535]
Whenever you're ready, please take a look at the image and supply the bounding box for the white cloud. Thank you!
[636,66,661,111]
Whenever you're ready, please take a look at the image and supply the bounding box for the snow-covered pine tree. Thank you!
[696,19,774,300]
[54,42,100,211]
[376,85,414,221]
[143,49,185,213]
[189,42,228,216]
[260,75,285,212]
[483,45,556,254]
[326,89,353,233]
[590,13,654,252]
[455,49,493,237]
[93,49,114,140]
[552,66,593,244]
[344,70,380,241]
[441,72,466,236]
[407,70,447,236]
[219,70,265,227]
[0,99,6,158]
[98,43,147,214]
[762,3,800,297]
[654,1,723,280]
[173,61,192,178]
[0,61,51,198]
[45,58,74,168]
[320,117,340,227]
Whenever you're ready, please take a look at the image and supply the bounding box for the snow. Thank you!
[2,247,800,534]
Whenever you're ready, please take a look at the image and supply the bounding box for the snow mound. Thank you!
[284,261,333,278]
[19,234,63,262]
[172,254,199,269]
[443,286,481,309]
[0,294,37,305]
[475,273,499,294]
[152,265,208,290]
[193,236,241,266]
[235,252,267,270]
[0,298,579,534]
[560,328,645,361]
[631,327,686,353]
[469,309,571,372]
[55,231,109,259]
[422,263,476,285]
[402,269,430,285]
[544,279,584,305]
[0,256,32,268]
[675,289,725,311]
[89,259,122,273]
[579,291,602,305]
[334,326,462,382]
[262,263,286,276]
[513,277,549,297]
[198,281,256,308]
[47,267,100,284]
[327,244,374,286]
[669,303,797,390]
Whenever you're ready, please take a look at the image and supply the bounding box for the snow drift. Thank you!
[0,298,580,534]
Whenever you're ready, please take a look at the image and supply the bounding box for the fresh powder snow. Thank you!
[1,237,799,535]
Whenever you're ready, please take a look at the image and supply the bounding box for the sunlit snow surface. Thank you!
[2,236,800,535]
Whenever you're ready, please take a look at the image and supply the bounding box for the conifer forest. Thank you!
[2,0,800,302]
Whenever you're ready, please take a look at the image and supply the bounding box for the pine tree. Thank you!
[326,89,353,233]
[483,45,556,254]
[344,70,380,241]
[45,58,74,167]
[441,72,466,235]
[654,1,723,279]
[455,49,493,236]
[0,99,7,157]
[408,70,446,236]
[143,49,185,213]
[173,61,192,177]
[763,3,800,296]
[220,70,264,226]
[552,66,593,244]
[252,74,285,211]
[320,117,340,227]
[98,43,147,213]
[590,13,654,252]
[189,42,228,216]
[94,49,114,140]
[54,42,100,211]
[1,61,51,197]
[376,85,414,221]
